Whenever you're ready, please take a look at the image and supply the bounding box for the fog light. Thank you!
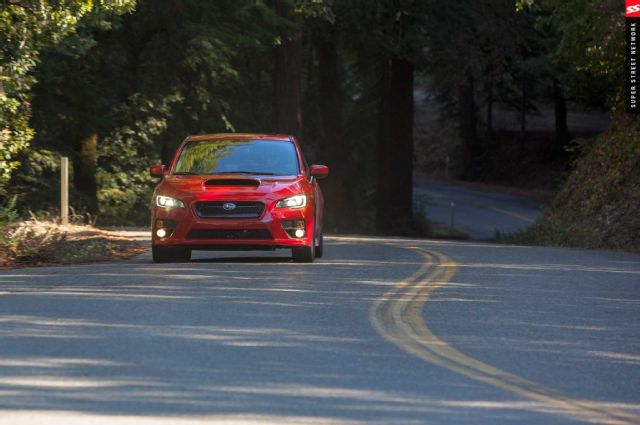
[156,228,167,238]
[282,220,306,238]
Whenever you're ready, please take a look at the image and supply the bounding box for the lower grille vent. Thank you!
[187,229,273,240]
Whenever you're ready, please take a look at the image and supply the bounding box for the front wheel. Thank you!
[152,245,191,263]
[292,236,315,263]
[315,228,323,258]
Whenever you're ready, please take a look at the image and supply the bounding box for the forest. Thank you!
[1,0,637,249]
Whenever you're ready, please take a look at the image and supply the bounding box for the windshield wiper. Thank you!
[212,171,276,175]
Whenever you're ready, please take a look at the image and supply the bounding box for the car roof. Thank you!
[184,133,294,142]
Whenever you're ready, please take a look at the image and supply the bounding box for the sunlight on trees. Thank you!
[0,0,135,193]
[0,0,627,237]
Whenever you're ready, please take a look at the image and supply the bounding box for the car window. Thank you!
[172,140,300,176]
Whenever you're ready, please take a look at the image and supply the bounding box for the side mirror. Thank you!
[149,164,166,178]
[310,164,329,180]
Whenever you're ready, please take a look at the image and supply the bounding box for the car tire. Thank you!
[176,248,191,262]
[152,246,191,263]
[292,227,315,263]
[315,227,323,258]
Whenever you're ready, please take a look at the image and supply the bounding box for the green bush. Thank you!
[97,169,154,225]
[0,197,19,265]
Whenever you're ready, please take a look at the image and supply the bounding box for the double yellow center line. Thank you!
[370,246,638,424]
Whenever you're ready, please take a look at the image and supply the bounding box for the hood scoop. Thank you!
[203,178,260,187]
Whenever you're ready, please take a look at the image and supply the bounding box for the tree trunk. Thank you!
[73,133,98,212]
[272,0,302,138]
[459,70,477,178]
[486,80,493,136]
[376,55,414,234]
[520,76,527,143]
[554,78,570,147]
[317,26,353,231]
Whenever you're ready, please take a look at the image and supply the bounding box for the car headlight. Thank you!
[156,195,185,208]
[275,194,307,209]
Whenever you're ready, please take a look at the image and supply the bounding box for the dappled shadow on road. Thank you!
[0,242,471,424]
[422,244,640,415]
[0,239,639,424]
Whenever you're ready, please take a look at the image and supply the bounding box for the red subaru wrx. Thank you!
[149,134,328,263]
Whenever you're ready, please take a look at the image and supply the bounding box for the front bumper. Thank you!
[152,202,314,249]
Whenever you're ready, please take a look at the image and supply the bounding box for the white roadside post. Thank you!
[60,156,69,225]
[450,201,455,230]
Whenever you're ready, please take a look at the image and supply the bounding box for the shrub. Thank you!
[0,197,19,266]
[8,216,68,264]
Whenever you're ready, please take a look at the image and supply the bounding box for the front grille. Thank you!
[187,229,273,240]
[194,201,264,219]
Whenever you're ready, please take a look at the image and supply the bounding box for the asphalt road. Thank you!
[1,235,639,424]
[414,179,546,240]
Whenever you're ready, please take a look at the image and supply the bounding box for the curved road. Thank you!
[1,235,639,424]
[415,178,546,240]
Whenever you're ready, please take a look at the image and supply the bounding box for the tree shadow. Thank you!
[0,239,639,424]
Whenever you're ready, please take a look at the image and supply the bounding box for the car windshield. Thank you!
[172,139,300,176]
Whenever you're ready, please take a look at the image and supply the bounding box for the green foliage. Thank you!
[425,0,530,108]
[294,0,335,21]
[0,102,33,193]
[5,0,622,236]
[25,1,271,221]
[0,196,19,264]
[0,0,135,193]
[0,196,19,247]
[96,167,154,225]
[336,0,429,59]
[0,195,18,223]
[9,149,60,211]
[519,0,623,106]
[8,0,424,230]
[96,94,174,224]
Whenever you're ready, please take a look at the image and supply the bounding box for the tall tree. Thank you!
[0,0,135,196]
[374,0,426,233]
[376,53,415,233]
[424,0,528,177]
[272,0,303,138]
[30,0,268,216]
[315,21,358,229]
[319,0,427,233]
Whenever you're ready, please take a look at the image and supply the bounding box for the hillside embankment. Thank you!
[503,110,640,250]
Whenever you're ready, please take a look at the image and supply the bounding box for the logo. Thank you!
[627,1,640,17]
[222,202,236,211]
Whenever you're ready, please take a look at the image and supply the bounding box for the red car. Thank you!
[149,133,328,263]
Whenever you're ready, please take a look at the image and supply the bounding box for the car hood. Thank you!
[157,174,306,198]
